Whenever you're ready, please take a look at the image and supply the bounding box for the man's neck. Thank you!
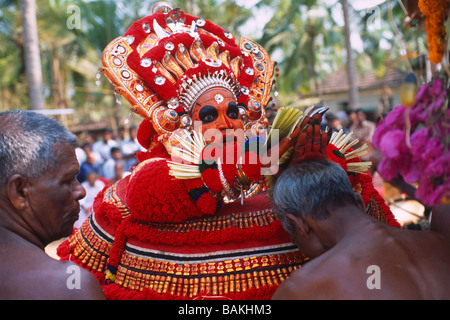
[0,207,45,251]
[315,206,376,249]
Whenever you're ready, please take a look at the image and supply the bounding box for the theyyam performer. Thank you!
[58,2,399,299]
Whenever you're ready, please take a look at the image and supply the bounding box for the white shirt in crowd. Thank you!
[75,179,106,229]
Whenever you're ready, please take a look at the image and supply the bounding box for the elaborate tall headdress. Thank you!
[100,2,275,154]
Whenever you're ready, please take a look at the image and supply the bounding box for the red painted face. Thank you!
[191,88,244,142]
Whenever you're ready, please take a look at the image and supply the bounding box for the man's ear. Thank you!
[354,192,365,211]
[6,174,29,210]
[285,213,310,237]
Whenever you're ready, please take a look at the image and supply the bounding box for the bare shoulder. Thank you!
[46,260,105,300]
[20,258,104,300]
[272,256,343,300]
[272,267,315,300]
[0,250,104,300]
[272,245,374,300]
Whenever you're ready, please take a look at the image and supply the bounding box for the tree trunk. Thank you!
[341,0,359,110]
[20,0,45,110]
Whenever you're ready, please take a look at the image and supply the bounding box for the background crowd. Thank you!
[73,125,144,227]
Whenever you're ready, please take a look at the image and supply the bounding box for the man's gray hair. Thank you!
[272,160,358,232]
[0,110,77,184]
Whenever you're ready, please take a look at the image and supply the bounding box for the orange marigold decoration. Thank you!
[418,0,450,64]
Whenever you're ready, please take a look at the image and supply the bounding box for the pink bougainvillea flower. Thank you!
[373,76,448,206]
[410,103,429,123]
[415,175,437,206]
[422,138,444,162]
[415,83,429,102]
[414,155,449,206]
[379,129,407,159]
[410,127,429,158]
[418,183,446,206]
[401,157,422,183]
[425,155,447,178]
[372,123,389,149]
[428,185,446,206]
[431,78,443,96]
[384,105,406,129]
[430,92,446,112]
[377,157,401,181]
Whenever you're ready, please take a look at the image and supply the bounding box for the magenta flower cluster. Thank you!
[373,76,450,206]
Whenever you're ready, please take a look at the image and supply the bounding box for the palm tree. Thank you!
[173,0,252,37]
[256,0,344,105]
[341,0,358,110]
[1,0,254,125]
[357,1,427,80]
[19,0,45,110]
[0,0,25,110]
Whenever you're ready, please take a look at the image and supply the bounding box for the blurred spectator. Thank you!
[78,151,103,183]
[346,109,358,130]
[325,112,349,135]
[265,106,276,126]
[102,147,123,180]
[75,135,96,165]
[109,159,131,185]
[348,108,376,161]
[117,126,126,144]
[81,142,101,164]
[75,142,87,165]
[92,128,118,162]
[120,125,144,170]
[76,172,105,229]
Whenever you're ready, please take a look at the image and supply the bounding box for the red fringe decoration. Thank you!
[122,218,289,247]
[184,177,219,215]
[326,144,348,172]
[200,144,223,192]
[325,144,400,228]
[241,150,262,182]
[94,188,125,229]
[135,142,168,163]
[107,217,131,268]
[136,119,155,150]
[102,283,277,300]
[221,163,238,187]
[200,167,223,193]
[126,159,205,223]
[357,172,401,228]
[195,192,219,215]
[57,237,106,285]
[56,236,73,261]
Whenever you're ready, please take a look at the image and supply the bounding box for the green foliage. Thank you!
[0,0,428,124]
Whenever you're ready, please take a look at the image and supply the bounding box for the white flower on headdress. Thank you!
[214,94,224,104]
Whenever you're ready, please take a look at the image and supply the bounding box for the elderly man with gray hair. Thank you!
[0,110,104,299]
[271,160,450,300]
